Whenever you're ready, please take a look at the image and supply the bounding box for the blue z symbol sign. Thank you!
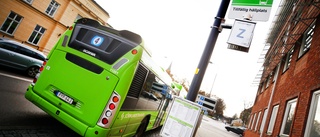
[237,29,246,38]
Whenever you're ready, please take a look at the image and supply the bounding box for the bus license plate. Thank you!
[56,92,74,104]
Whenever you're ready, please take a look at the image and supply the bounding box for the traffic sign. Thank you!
[196,95,216,111]
[228,0,274,21]
[227,19,256,52]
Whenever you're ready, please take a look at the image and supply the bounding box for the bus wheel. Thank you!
[134,116,149,137]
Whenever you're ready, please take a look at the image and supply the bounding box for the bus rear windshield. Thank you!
[68,20,140,64]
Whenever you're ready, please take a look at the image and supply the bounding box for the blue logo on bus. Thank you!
[91,36,104,47]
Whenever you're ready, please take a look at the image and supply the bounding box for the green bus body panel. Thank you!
[25,85,88,136]
[33,50,119,126]
[108,111,159,136]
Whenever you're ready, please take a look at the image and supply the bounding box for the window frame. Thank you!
[273,63,280,82]
[283,47,294,72]
[280,98,297,137]
[251,113,257,130]
[27,25,46,46]
[0,11,23,35]
[298,20,315,58]
[255,111,262,131]
[75,14,83,22]
[267,105,279,135]
[304,90,320,137]
[23,0,33,4]
[248,115,253,129]
[45,0,60,17]
[266,74,272,88]
[260,108,268,133]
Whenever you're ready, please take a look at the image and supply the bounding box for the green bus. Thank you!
[25,18,175,137]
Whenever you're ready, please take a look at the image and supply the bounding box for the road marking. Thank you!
[0,72,33,82]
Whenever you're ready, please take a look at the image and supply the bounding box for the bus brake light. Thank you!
[102,118,108,124]
[32,60,47,85]
[109,103,115,110]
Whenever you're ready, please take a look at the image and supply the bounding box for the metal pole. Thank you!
[186,0,230,101]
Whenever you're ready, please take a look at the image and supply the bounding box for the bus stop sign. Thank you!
[227,19,256,52]
[228,0,274,21]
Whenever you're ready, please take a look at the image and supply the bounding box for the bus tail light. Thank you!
[97,91,121,128]
[32,60,47,85]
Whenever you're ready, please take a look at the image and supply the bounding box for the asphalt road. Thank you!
[0,67,80,136]
[0,67,241,137]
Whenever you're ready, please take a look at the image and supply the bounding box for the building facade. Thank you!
[0,0,109,54]
[246,0,320,137]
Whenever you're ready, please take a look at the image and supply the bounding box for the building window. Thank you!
[304,90,320,137]
[45,0,60,17]
[267,105,279,134]
[248,115,253,129]
[283,47,294,72]
[23,0,33,4]
[0,11,23,35]
[260,82,265,93]
[266,74,272,88]
[251,113,257,130]
[273,63,280,82]
[75,14,83,22]
[260,108,268,133]
[280,98,297,136]
[299,21,315,58]
[255,111,261,131]
[28,25,46,45]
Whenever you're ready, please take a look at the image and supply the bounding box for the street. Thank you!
[195,116,240,137]
[0,67,80,136]
[0,67,241,137]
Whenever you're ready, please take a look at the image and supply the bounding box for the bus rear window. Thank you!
[75,28,121,53]
[68,24,137,64]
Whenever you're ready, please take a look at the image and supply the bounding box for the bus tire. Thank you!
[134,116,150,137]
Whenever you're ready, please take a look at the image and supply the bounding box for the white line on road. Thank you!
[0,72,33,82]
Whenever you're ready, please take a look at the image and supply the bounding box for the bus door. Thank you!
[152,81,170,127]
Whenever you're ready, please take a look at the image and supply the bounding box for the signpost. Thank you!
[228,0,274,21]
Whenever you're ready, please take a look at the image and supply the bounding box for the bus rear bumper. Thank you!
[25,85,90,136]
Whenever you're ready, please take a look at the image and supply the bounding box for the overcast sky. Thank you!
[95,0,281,117]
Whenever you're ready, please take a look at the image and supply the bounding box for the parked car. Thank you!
[0,38,46,77]
[225,126,246,136]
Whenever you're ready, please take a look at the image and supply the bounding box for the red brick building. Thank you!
[246,0,320,137]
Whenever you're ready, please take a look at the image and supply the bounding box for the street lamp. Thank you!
[209,62,218,97]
